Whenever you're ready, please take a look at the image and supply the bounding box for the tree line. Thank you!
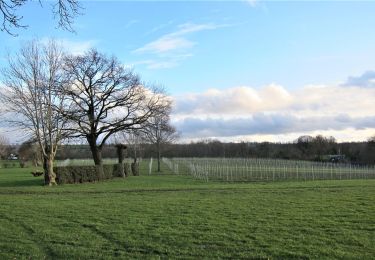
[157,135,375,165]
[10,134,372,166]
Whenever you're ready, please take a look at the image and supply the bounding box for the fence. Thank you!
[163,157,375,182]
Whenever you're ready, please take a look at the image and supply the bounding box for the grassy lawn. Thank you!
[0,161,374,259]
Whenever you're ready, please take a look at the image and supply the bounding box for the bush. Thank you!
[103,164,116,179]
[19,161,26,168]
[55,165,98,184]
[131,162,139,176]
[111,163,131,177]
[54,164,128,184]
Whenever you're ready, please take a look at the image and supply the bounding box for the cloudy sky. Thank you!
[1,0,375,143]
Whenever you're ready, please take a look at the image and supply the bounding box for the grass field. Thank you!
[0,160,374,259]
[0,159,23,169]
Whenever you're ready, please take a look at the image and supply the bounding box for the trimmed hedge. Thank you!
[54,163,131,184]
[111,163,131,178]
[131,162,140,176]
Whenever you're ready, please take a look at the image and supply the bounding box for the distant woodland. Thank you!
[3,135,374,166]
[51,135,375,165]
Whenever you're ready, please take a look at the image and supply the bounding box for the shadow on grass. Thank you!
[0,178,44,188]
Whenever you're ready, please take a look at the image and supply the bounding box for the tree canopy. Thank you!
[60,49,170,173]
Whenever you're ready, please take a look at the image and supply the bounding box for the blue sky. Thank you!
[1,0,375,142]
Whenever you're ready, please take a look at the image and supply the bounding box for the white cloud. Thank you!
[172,23,220,36]
[125,19,139,29]
[174,84,375,118]
[133,22,227,69]
[172,82,375,142]
[62,39,97,55]
[130,53,193,70]
[135,37,194,54]
[341,70,375,88]
[144,20,174,36]
[174,84,294,117]
[46,38,96,55]
[134,22,219,54]
[134,59,179,70]
[246,0,259,7]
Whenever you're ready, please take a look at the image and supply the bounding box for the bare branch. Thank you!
[0,0,82,36]
[60,49,169,166]
[0,0,27,36]
[140,98,178,172]
[53,0,82,32]
[0,39,68,185]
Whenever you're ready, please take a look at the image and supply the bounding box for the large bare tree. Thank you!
[61,49,167,176]
[0,40,68,185]
[0,0,81,35]
[143,102,178,172]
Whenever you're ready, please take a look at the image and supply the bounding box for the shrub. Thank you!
[19,161,26,168]
[54,164,128,184]
[103,164,116,179]
[131,162,139,176]
[55,165,98,184]
[110,164,121,177]
[111,163,131,177]
[124,163,131,177]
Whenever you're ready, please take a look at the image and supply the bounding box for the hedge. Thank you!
[54,163,131,184]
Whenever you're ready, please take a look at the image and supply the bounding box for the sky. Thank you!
[1,0,375,143]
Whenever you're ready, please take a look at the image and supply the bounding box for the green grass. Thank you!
[0,159,23,169]
[0,161,374,259]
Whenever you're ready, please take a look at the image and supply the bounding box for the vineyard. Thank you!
[163,157,375,182]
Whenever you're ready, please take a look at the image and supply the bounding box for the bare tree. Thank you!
[0,39,68,185]
[113,129,142,162]
[18,139,42,167]
[113,129,143,176]
[143,102,178,172]
[127,130,143,163]
[0,134,9,159]
[61,49,167,176]
[0,0,81,36]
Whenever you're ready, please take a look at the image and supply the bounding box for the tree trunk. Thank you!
[116,145,125,178]
[157,142,161,172]
[87,137,104,179]
[43,155,57,186]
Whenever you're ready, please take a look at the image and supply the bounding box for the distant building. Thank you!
[7,154,18,160]
[327,154,346,163]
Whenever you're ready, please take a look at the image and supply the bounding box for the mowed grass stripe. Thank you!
[0,163,374,259]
